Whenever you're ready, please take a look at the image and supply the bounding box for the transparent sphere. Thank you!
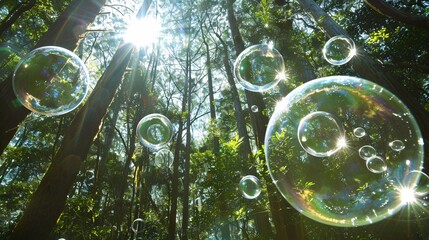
[154,148,174,168]
[239,175,262,199]
[251,105,259,112]
[408,171,429,197]
[0,44,20,83]
[12,46,89,116]
[323,36,356,66]
[137,114,173,150]
[234,44,285,92]
[353,127,366,138]
[131,218,144,233]
[265,76,424,227]
[297,111,345,157]
[389,140,405,152]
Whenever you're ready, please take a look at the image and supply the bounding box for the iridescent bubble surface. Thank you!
[389,140,405,152]
[297,111,345,157]
[239,175,262,199]
[359,145,377,161]
[137,114,173,150]
[323,36,356,65]
[251,105,259,112]
[12,46,89,116]
[265,76,424,227]
[154,148,174,168]
[353,127,366,138]
[366,156,387,174]
[234,44,285,92]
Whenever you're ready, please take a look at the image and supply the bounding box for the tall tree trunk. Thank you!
[0,0,107,155]
[9,43,135,240]
[167,71,189,240]
[181,49,192,240]
[296,0,429,167]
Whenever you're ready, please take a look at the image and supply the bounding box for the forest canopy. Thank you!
[0,0,428,239]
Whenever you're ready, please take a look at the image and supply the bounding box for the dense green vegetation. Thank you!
[0,0,428,239]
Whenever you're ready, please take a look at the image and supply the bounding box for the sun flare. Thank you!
[123,16,161,48]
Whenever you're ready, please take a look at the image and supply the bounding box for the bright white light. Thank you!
[337,137,347,148]
[275,71,286,81]
[399,187,417,205]
[123,16,160,48]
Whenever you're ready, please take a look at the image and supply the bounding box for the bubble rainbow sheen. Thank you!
[265,76,424,227]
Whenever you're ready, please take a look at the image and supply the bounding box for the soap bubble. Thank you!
[353,127,366,138]
[154,148,174,168]
[234,44,285,92]
[323,36,356,65]
[12,46,89,116]
[358,145,377,161]
[0,44,20,82]
[389,140,405,152]
[137,114,173,150]
[265,76,424,227]
[366,156,387,174]
[131,218,144,233]
[297,111,345,157]
[408,171,429,197]
[239,175,262,199]
[251,105,259,112]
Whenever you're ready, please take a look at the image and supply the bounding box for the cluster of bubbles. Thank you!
[12,46,89,116]
[323,35,356,65]
[239,175,262,199]
[136,113,173,150]
[265,76,425,227]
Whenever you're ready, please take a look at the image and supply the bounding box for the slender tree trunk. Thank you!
[167,71,189,240]
[0,0,107,155]
[9,43,134,240]
[181,49,192,240]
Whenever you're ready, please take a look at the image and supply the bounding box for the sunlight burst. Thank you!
[123,16,161,48]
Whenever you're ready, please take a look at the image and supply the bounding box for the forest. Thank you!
[0,0,429,239]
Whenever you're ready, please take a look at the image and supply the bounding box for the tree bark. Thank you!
[0,0,107,155]
[364,0,429,29]
[10,43,134,240]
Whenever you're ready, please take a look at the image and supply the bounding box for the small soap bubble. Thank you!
[137,114,173,150]
[409,171,429,197]
[297,111,345,158]
[12,46,89,116]
[366,156,387,173]
[239,175,262,199]
[154,148,174,168]
[234,44,285,92]
[251,105,259,112]
[131,218,144,233]
[389,140,405,152]
[359,145,377,161]
[353,127,366,138]
[323,35,356,65]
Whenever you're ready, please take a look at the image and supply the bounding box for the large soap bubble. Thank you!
[12,46,89,116]
[323,36,356,65]
[265,76,424,227]
[137,113,173,150]
[234,44,285,92]
[154,148,174,168]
